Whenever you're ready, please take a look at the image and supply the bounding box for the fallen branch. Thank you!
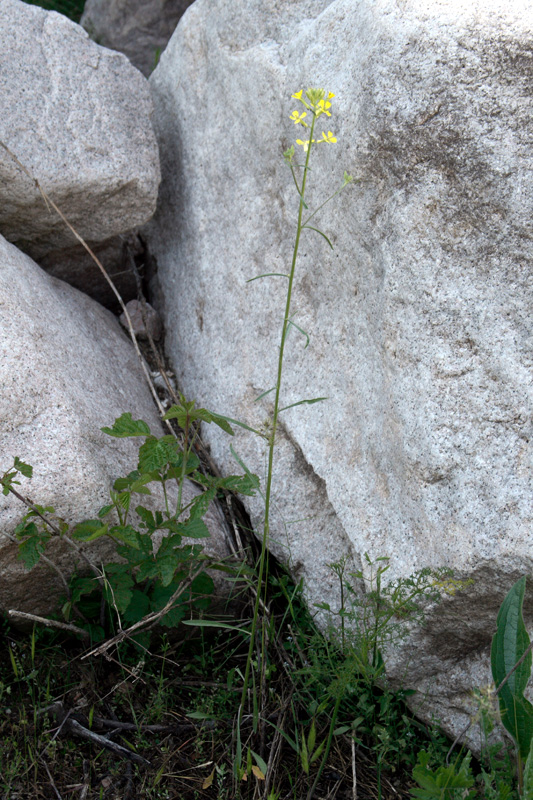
[7,610,90,639]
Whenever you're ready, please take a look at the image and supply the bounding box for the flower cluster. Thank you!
[290,88,337,152]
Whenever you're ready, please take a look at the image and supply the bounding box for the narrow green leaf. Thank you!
[286,319,310,348]
[211,413,267,438]
[302,225,334,249]
[246,273,290,283]
[101,413,151,438]
[279,397,328,413]
[300,728,309,775]
[254,387,276,403]
[182,620,251,635]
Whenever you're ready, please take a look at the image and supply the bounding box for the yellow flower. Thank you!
[292,90,303,100]
[316,99,332,117]
[296,138,315,152]
[319,130,337,144]
[289,110,308,127]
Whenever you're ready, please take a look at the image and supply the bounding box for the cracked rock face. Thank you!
[0,0,160,260]
[0,236,230,618]
[144,0,533,747]
[81,0,195,78]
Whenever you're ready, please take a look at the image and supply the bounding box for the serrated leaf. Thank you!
[135,505,156,531]
[72,519,108,542]
[110,525,142,549]
[215,473,260,496]
[15,520,38,539]
[155,554,179,587]
[150,582,187,628]
[98,504,114,519]
[181,518,210,539]
[138,436,181,472]
[191,573,214,598]
[70,577,98,604]
[188,488,217,520]
[122,589,151,624]
[101,413,151,438]
[162,405,188,428]
[18,536,46,570]
[103,569,134,615]
[14,457,33,478]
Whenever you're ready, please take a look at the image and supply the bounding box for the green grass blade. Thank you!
[246,273,290,282]
[279,397,328,413]
[302,225,334,249]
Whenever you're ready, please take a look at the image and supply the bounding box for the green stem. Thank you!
[238,111,318,738]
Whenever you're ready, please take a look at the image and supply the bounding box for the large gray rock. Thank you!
[81,0,195,77]
[0,0,160,261]
[0,235,230,618]
[144,0,533,747]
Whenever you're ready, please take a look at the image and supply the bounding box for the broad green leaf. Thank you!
[103,567,134,615]
[410,750,474,798]
[98,504,114,518]
[70,577,98,604]
[150,582,187,628]
[122,589,151,624]
[72,519,108,542]
[18,535,46,570]
[181,518,210,539]
[155,554,179,587]
[135,505,157,531]
[15,520,38,539]
[188,488,217,520]
[138,435,181,472]
[109,525,142,550]
[162,404,189,428]
[214,473,260,496]
[523,735,533,799]
[491,576,533,758]
[101,412,151,438]
[14,457,33,478]
[191,573,214,597]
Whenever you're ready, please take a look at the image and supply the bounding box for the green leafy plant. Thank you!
[2,395,258,643]
[491,576,533,794]
[410,750,475,799]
